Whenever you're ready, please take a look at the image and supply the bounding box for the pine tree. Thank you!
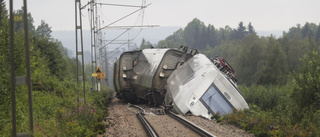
[36,20,52,38]
[0,0,7,28]
[302,23,313,38]
[248,22,256,35]
[233,22,247,40]
[315,23,320,43]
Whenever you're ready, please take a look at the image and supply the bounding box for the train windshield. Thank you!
[200,84,233,115]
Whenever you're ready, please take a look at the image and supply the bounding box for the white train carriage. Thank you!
[164,54,249,118]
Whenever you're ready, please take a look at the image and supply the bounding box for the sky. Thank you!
[5,0,320,32]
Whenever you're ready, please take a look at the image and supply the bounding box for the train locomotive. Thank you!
[113,47,249,118]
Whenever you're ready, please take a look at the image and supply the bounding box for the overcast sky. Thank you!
[5,0,320,31]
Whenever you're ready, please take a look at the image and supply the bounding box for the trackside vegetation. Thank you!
[148,18,320,136]
[0,2,112,136]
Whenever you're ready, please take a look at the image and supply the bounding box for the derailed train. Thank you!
[113,47,249,118]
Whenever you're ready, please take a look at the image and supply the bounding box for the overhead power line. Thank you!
[99,25,159,30]
[96,3,151,32]
[96,3,147,8]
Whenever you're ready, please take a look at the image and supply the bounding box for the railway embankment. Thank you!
[102,98,253,137]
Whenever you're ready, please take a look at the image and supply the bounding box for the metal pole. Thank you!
[23,0,34,134]
[90,2,94,90]
[9,0,16,136]
[95,2,98,90]
[105,48,110,86]
[75,0,79,105]
[78,1,86,105]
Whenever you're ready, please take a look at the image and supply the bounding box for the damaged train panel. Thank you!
[164,54,248,118]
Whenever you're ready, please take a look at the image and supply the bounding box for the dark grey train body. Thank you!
[113,48,194,105]
[113,48,249,118]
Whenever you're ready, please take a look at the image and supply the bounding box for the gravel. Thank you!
[100,98,254,137]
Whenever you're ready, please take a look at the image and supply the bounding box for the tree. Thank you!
[232,22,247,40]
[139,38,153,50]
[292,51,320,110]
[0,0,7,26]
[216,26,233,42]
[302,23,313,39]
[234,34,266,85]
[248,22,256,35]
[36,20,52,38]
[286,33,309,72]
[13,7,35,32]
[182,18,206,49]
[285,24,302,39]
[256,37,288,85]
[165,28,183,43]
[315,23,320,44]
[207,24,217,47]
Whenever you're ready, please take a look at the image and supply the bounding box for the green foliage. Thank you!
[220,53,320,136]
[156,18,320,86]
[256,37,288,85]
[0,6,111,136]
[232,22,247,40]
[36,20,52,38]
[156,19,255,51]
[292,51,320,110]
[182,18,206,49]
[13,7,35,33]
[222,83,320,137]
[157,28,183,48]
[315,23,320,44]
[139,38,153,50]
[1,66,111,137]
[33,36,73,81]
[239,84,291,111]
[247,22,256,35]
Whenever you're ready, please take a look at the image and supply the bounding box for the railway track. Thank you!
[168,111,215,137]
[137,112,159,137]
[136,110,216,137]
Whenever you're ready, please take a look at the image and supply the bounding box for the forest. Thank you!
[141,18,320,136]
[0,1,112,136]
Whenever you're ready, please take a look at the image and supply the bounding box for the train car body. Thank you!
[113,48,194,105]
[113,48,249,118]
[164,54,249,118]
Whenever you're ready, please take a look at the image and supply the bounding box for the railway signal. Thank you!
[94,66,105,91]
[95,66,106,81]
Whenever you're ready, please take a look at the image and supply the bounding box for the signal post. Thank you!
[92,66,106,91]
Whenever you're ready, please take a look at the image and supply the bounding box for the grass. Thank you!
[0,80,113,137]
[214,83,320,137]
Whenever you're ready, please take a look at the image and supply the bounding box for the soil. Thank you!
[100,98,254,137]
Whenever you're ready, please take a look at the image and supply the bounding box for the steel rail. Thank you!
[129,104,145,114]
[136,112,159,137]
[168,111,216,137]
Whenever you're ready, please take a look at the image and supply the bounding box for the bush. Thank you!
[292,51,320,110]
[221,81,320,137]
[239,84,291,111]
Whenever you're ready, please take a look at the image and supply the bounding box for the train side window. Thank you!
[176,62,184,69]
[133,58,138,67]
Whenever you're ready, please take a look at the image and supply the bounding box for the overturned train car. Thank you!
[113,48,249,118]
